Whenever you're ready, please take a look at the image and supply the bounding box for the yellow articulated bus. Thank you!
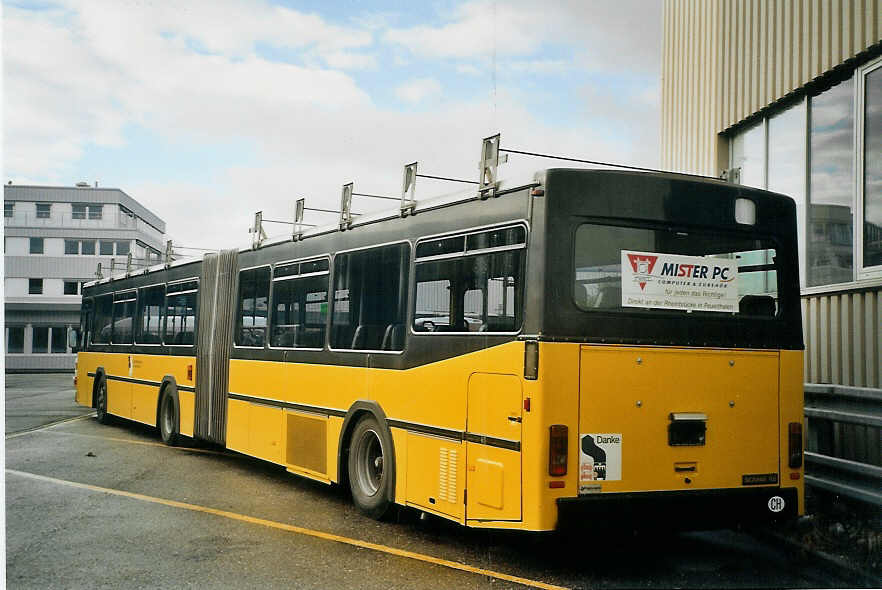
[73,167,805,531]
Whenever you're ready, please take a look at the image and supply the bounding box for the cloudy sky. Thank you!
[4,0,662,250]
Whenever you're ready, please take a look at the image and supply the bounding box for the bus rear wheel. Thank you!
[95,378,110,425]
[159,388,180,447]
[348,415,394,520]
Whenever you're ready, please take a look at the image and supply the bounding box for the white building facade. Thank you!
[4,183,166,372]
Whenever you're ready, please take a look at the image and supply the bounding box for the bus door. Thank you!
[466,373,522,521]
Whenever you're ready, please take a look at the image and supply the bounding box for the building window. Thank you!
[116,241,130,256]
[64,281,79,295]
[29,237,44,254]
[4,202,13,218]
[729,55,882,286]
[99,241,114,255]
[861,60,882,272]
[81,240,96,255]
[51,326,67,353]
[7,326,24,353]
[32,326,49,353]
[36,203,51,218]
[809,76,854,287]
[72,204,87,219]
[64,239,79,255]
[28,278,43,295]
[88,204,103,220]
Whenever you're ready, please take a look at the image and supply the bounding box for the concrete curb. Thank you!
[752,529,879,587]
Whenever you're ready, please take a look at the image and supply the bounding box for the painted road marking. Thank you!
[7,469,568,590]
[5,413,95,439]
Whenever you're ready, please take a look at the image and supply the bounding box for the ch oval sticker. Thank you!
[767,496,785,513]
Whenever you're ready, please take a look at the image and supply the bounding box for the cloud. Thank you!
[3,1,662,249]
[395,77,442,103]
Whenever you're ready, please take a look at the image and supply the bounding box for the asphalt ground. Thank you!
[4,375,864,589]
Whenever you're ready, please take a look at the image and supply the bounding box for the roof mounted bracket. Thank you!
[293,198,305,241]
[400,162,417,217]
[340,183,354,230]
[479,133,507,199]
[250,211,267,249]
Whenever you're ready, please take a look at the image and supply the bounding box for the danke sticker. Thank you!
[580,433,622,481]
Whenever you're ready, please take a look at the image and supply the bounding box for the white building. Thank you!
[4,183,166,372]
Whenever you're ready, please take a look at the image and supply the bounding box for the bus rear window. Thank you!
[574,223,780,317]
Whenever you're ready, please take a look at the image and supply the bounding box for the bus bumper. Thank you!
[556,487,798,531]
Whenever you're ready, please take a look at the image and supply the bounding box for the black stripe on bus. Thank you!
[91,372,196,393]
[228,392,347,418]
[229,393,521,452]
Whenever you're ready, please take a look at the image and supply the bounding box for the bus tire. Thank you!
[95,377,110,425]
[347,414,394,520]
[159,387,180,447]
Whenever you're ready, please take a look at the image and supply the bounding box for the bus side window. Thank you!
[331,244,408,351]
[111,291,136,345]
[137,285,165,344]
[165,280,199,346]
[92,294,113,344]
[236,267,270,347]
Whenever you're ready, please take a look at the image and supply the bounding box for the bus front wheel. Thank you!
[159,388,180,447]
[348,415,394,520]
[95,378,110,425]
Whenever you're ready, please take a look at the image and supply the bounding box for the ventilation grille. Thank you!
[438,448,458,504]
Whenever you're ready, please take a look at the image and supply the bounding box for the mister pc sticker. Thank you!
[580,434,622,481]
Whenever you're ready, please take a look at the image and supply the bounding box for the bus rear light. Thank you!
[549,425,568,476]
[549,480,565,488]
[788,422,803,468]
[524,341,539,380]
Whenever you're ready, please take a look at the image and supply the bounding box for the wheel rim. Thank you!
[162,395,174,436]
[354,429,383,497]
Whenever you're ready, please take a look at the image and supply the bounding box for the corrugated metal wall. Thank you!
[661,0,882,175]
[802,286,882,387]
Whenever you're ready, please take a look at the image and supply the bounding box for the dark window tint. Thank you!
[7,326,24,353]
[92,295,113,343]
[64,281,79,295]
[466,226,526,251]
[80,299,93,349]
[864,65,882,268]
[236,267,270,347]
[32,326,49,353]
[414,249,524,333]
[28,278,43,294]
[415,236,465,259]
[29,238,43,254]
[112,292,136,344]
[51,326,67,353]
[88,205,102,220]
[165,288,197,346]
[81,240,96,255]
[137,285,165,344]
[331,244,408,351]
[271,261,329,348]
[117,241,130,255]
[65,240,79,255]
[4,203,13,218]
[72,204,87,219]
[36,203,51,218]
[100,241,114,255]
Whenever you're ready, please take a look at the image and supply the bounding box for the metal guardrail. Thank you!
[804,384,882,506]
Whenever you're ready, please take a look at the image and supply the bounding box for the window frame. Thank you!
[6,326,25,353]
[28,278,43,295]
[410,222,528,337]
[135,282,166,346]
[72,204,87,220]
[328,240,412,354]
[855,55,882,281]
[36,203,51,219]
[63,280,79,295]
[234,264,272,350]
[4,202,13,218]
[29,237,44,254]
[267,255,331,351]
[163,278,199,348]
[111,290,137,345]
